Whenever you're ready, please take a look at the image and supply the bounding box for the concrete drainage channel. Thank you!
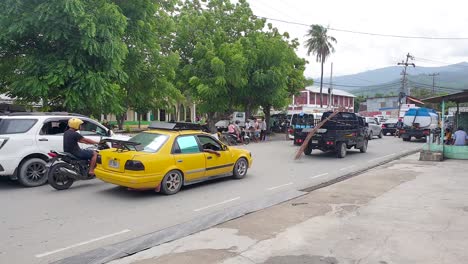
[53,149,421,264]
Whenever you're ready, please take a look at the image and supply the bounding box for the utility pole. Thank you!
[397,53,416,117]
[428,73,439,94]
[328,62,333,109]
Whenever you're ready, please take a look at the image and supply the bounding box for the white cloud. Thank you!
[247,0,468,77]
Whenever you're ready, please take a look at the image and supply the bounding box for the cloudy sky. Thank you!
[246,0,468,78]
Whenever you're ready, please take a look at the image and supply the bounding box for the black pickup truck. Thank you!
[300,112,368,158]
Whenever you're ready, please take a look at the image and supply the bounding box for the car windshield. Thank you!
[129,132,169,153]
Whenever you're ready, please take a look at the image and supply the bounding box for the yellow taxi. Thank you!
[95,122,252,195]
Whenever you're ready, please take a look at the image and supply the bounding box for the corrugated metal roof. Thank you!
[304,86,356,98]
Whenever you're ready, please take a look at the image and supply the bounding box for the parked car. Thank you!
[95,122,252,195]
[381,118,399,136]
[0,112,129,187]
[364,117,383,139]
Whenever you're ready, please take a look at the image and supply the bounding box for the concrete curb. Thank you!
[301,149,421,193]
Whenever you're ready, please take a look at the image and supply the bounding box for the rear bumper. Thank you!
[382,128,396,134]
[0,156,21,176]
[400,129,429,138]
[95,169,163,189]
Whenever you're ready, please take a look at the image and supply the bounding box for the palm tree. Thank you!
[305,25,337,108]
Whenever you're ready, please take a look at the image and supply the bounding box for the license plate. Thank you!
[108,159,120,168]
[387,125,394,128]
[311,140,318,144]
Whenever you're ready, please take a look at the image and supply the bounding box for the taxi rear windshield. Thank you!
[130,132,168,153]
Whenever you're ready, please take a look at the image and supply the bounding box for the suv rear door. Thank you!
[35,118,69,154]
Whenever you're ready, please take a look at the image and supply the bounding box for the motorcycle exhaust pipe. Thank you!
[58,167,80,180]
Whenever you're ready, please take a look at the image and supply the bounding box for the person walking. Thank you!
[259,117,267,141]
[452,127,468,146]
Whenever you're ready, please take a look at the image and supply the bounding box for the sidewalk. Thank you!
[110,154,468,264]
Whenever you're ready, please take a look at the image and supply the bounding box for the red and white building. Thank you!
[288,86,356,113]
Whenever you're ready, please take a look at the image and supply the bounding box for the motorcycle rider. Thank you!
[63,118,100,176]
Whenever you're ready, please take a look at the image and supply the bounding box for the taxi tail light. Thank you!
[125,160,145,171]
[96,154,102,164]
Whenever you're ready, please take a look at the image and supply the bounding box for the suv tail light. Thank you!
[423,130,430,135]
[0,137,8,149]
[125,160,145,171]
[381,124,387,128]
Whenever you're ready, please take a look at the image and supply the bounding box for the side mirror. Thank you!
[223,145,228,151]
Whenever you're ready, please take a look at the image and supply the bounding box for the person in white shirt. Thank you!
[452,127,468,146]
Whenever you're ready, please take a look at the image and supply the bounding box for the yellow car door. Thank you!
[173,135,206,182]
[197,135,234,177]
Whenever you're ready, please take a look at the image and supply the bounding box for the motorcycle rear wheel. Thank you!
[47,163,75,190]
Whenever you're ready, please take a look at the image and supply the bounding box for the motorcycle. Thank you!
[223,132,250,145]
[46,140,110,190]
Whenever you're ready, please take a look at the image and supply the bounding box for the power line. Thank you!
[255,15,468,40]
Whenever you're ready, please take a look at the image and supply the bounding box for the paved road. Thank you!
[0,136,423,264]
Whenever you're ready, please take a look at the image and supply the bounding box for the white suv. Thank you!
[0,112,129,187]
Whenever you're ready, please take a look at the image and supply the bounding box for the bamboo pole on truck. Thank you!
[294,107,343,160]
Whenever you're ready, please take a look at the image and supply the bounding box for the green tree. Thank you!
[0,0,128,114]
[112,0,181,129]
[173,0,262,131]
[242,27,306,130]
[354,95,367,112]
[304,25,337,108]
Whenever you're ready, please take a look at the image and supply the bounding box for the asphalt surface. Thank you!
[0,135,423,264]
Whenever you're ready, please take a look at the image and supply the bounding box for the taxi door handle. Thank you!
[207,156,213,160]
[177,160,183,163]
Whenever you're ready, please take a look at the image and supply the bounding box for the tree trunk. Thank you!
[138,113,141,129]
[207,112,216,133]
[117,114,125,130]
[320,57,324,108]
[263,104,271,132]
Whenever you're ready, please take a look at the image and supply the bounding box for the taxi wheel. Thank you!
[233,158,248,179]
[161,170,183,195]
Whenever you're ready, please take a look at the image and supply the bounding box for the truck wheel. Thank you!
[368,131,373,140]
[304,144,312,155]
[378,131,383,138]
[336,142,347,158]
[360,140,368,153]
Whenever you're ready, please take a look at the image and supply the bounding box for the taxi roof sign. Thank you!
[148,121,202,131]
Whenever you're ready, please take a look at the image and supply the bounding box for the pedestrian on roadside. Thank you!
[452,126,468,146]
[259,117,267,141]
[444,128,452,145]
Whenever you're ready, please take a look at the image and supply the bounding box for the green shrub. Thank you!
[124,125,131,133]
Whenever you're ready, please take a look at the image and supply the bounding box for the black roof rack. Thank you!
[148,121,202,131]
[6,112,87,117]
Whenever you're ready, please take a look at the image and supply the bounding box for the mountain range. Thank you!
[316,62,468,97]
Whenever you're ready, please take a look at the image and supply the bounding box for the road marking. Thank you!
[310,173,329,179]
[340,166,355,171]
[266,182,294,191]
[194,197,241,212]
[35,229,131,258]
[368,153,396,162]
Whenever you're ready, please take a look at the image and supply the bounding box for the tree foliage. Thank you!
[0,0,128,113]
[304,24,337,108]
[0,0,307,131]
